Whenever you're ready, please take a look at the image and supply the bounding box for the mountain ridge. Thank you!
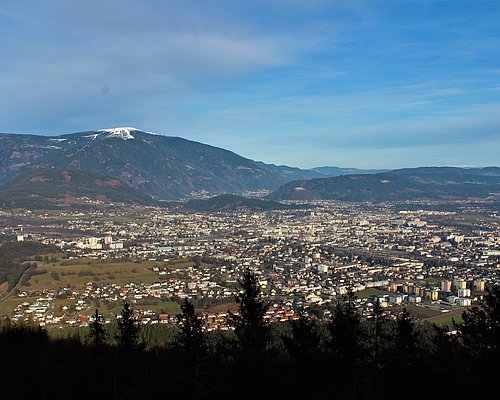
[268,166,500,202]
[3,128,498,205]
[1,128,283,199]
[0,127,387,200]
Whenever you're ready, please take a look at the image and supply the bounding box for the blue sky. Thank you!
[1,0,499,168]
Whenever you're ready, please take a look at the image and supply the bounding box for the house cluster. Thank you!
[3,199,499,328]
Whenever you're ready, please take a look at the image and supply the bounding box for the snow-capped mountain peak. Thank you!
[96,127,138,140]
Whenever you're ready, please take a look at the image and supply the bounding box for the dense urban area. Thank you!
[1,199,499,330]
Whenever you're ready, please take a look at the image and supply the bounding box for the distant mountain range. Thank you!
[0,127,276,199]
[268,167,500,202]
[1,127,498,208]
[0,127,383,201]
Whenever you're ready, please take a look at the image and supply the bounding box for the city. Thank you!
[1,1,500,398]
[2,199,498,331]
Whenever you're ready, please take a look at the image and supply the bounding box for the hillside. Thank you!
[2,127,390,200]
[182,194,292,212]
[0,240,57,290]
[0,168,156,209]
[269,167,500,201]
[0,128,310,199]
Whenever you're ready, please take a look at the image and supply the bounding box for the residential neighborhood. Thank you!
[1,199,499,329]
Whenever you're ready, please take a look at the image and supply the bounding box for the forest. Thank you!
[0,241,57,288]
[1,268,499,400]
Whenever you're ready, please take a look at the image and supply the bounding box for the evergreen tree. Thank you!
[329,289,365,363]
[87,308,106,347]
[230,268,269,361]
[177,298,205,354]
[116,302,141,349]
[455,284,500,357]
[284,314,326,362]
[393,307,417,364]
[371,298,386,363]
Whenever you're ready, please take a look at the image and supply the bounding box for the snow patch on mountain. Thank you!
[97,127,139,140]
[94,127,160,140]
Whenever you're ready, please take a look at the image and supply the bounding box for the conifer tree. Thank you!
[455,284,500,357]
[116,301,141,349]
[87,308,106,347]
[177,298,205,354]
[230,268,269,361]
[329,289,364,362]
[176,298,207,399]
[284,313,325,362]
[372,298,386,363]
[393,307,417,364]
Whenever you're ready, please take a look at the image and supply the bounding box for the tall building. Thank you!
[474,280,485,292]
[453,278,467,290]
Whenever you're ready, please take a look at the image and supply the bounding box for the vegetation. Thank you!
[1,273,500,399]
[183,194,293,212]
[87,308,106,347]
[270,166,500,201]
[116,302,142,349]
[230,268,270,361]
[0,240,57,289]
[0,129,306,200]
[177,298,205,354]
[0,168,157,209]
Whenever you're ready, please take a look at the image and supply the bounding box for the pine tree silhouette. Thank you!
[329,288,364,363]
[116,301,141,349]
[394,307,417,365]
[177,298,205,354]
[230,268,269,361]
[372,298,386,363]
[87,308,106,347]
[456,284,500,357]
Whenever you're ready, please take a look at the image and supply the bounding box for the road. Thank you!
[0,265,33,305]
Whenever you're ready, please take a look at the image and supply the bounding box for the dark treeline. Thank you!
[1,269,500,399]
[0,240,57,288]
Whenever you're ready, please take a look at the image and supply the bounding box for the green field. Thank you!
[99,299,181,317]
[0,296,36,315]
[0,258,213,317]
[204,302,238,314]
[424,309,465,326]
[394,304,443,319]
[356,288,391,299]
[422,277,446,283]
[23,259,195,291]
[458,214,498,223]
[132,299,181,315]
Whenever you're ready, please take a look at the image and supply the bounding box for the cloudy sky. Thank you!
[1,0,499,168]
